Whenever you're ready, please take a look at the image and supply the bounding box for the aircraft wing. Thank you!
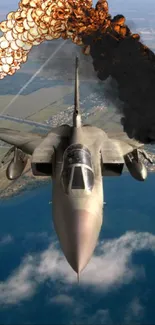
[100,133,144,164]
[111,137,144,157]
[0,128,45,155]
[0,125,71,155]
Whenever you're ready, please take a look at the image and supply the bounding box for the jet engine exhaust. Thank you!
[0,0,155,143]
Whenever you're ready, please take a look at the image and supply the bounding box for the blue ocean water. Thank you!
[0,173,155,324]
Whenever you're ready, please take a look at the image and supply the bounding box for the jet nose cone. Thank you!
[55,209,102,275]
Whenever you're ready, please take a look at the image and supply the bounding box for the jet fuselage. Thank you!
[52,125,104,274]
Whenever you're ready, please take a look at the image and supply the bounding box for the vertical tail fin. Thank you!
[73,56,81,128]
[74,56,79,114]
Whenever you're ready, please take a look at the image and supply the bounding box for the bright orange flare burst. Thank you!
[0,0,138,79]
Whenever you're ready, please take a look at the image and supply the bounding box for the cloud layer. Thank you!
[0,231,155,306]
[0,234,13,246]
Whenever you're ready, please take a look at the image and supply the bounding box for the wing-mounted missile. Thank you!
[124,149,147,181]
[0,146,15,167]
[6,147,28,180]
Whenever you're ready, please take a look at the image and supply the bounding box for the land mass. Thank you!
[0,39,155,199]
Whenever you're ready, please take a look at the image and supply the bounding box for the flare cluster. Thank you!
[0,0,111,79]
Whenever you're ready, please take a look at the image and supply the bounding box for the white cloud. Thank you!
[0,231,155,305]
[86,309,112,325]
[69,308,112,325]
[0,235,13,246]
[130,297,144,317]
[50,294,75,306]
[0,255,36,305]
[25,232,50,241]
[124,297,145,324]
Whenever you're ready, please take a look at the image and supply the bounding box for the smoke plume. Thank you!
[0,0,155,143]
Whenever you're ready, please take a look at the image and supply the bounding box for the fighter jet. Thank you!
[0,57,152,278]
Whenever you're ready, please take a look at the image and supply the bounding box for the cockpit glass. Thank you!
[61,144,94,193]
[72,166,85,189]
[63,144,92,168]
[83,166,94,191]
[62,167,72,190]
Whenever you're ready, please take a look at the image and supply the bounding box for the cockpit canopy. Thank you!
[61,144,94,194]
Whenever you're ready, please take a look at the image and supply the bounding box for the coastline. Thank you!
[0,177,50,201]
[1,151,155,201]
